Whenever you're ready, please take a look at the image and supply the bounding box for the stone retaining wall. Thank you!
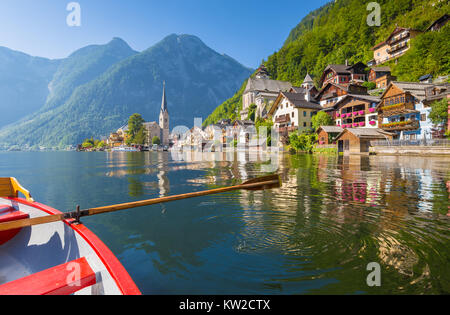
[371,146,450,156]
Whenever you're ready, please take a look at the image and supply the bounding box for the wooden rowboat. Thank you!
[0,174,280,295]
[0,178,141,295]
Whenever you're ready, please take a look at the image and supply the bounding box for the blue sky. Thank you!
[0,0,330,68]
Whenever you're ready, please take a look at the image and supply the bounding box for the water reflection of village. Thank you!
[193,152,450,292]
[102,150,449,293]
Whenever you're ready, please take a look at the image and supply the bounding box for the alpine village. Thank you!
[79,14,450,156]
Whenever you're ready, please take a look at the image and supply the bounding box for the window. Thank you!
[292,112,294,118]
[303,111,307,117]
[304,122,307,127]
[421,114,427,121]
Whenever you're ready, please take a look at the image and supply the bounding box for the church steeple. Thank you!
[161,81,168,113]
[159,81,170,146]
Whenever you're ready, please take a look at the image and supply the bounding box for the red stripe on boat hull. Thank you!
[5,197,141,295]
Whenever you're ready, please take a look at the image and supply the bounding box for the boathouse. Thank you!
[317,126,344,145]
[335,128,393,155]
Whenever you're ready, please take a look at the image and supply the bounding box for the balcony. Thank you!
[339,110,367,119]
[387,41,409,54]
[388,32,409,46]
[381,120,420,131]
[275,114,291,124]
[380,102,415,115]
[278,126,298,134]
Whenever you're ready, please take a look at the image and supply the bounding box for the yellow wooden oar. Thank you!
[0,174,281,232]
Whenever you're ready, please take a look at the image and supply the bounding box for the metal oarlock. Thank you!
[73,205,82,225]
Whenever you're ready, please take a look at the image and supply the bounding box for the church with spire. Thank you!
[159,81,170,146]
[108,81,170,148]
[141,81,170,147]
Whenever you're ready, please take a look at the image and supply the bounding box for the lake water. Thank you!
[0,151,449,294]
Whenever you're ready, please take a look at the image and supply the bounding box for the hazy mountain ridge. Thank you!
[0,47,61,127]
[0,34,253,148]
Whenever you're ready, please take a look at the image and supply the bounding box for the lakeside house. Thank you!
[241,65,292,120]
[376,81,450,140]
[330,94,381,129]
[335,128,394,155]
[204,120,233,148]
[269,90,322,142]
[107,125,129,147]
[230,120,256,146]
[176,119,256,151]
[317,126,344,145]
[370,26,422,66]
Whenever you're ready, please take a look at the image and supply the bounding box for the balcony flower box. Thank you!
[359,110,365,115]
[369,108,376,113]
[369,121,376,126]
[381,120,416,128]
[359,122,365,127]
[336,114,340,118]
[353,123,359,128]
[346,113,352,118]
[353,112,358,116]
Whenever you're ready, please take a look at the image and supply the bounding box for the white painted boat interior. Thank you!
[0,198,122,295]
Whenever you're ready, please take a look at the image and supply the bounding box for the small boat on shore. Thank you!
[0,177,141,295]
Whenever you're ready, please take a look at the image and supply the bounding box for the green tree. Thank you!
[152,136,161,145]
[133,128,147,145]
[362,81,377,90]
[255,118,274,146]
[128,113,145,139]
[429,98,449,126]
[82,138,95,149]
[96,141,106,149]
[126,113,147,145]
[289,130,317,153]
[311,111,334,131]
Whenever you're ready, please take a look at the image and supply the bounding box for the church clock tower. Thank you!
[159,81,170,146]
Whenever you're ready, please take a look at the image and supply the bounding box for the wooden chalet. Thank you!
[335,128,393,155]
[318,61,368,88]
[332,94,381,129]
[317,126,344,145]
[316,83,368,109]
[371,27,422,65]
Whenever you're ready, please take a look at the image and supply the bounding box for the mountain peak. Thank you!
[108,37,134,51]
